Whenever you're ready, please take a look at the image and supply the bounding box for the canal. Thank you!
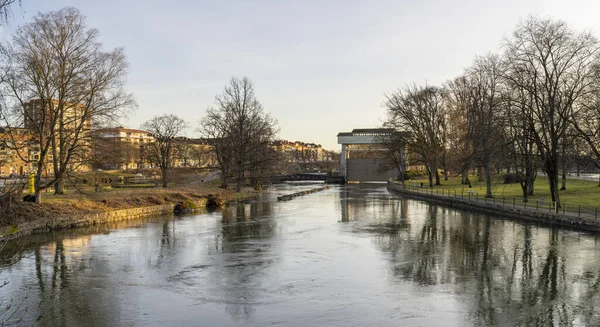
[1,184,600,326]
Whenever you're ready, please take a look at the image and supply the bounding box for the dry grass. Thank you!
[2,181,257,227]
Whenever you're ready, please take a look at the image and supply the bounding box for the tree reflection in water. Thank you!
[212,200,278,322]
[361,195,600,326]
[0,186,599,326]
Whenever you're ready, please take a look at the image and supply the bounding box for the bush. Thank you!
[504,173,524,184]
[183,199,199,210]
[174,199,199,214]
[404,170,426,180]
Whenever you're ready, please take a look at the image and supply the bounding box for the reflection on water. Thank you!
[1,184,600,326]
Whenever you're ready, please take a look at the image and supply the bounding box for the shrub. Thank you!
[504,173,524,184]
[183,199,198,210]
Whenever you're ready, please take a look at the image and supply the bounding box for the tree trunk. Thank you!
[236,178,242,192]
[34,173,42,204]
[426,165,434,188]
[519,182,528,203]
[484,160,493,198]
[434,168,441,186]
[441,155,449,181]
[525,152,536,196]
[161,169,168,188]
[54,179,64,194]
[526,179,534,196]
[236,165,243,192]
[560,152,567,190]
[546,163,561,208]
[220,172,228,189]
[477,166,483,182]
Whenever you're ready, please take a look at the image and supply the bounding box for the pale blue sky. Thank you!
[5,0,600,150]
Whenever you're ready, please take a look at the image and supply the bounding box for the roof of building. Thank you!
[91,127,152,135]
[272,139,322,147]
[174,137,212,145]
[337,128,396,137]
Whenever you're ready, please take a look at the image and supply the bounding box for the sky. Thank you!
[4,0,600,150]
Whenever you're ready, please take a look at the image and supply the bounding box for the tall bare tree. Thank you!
[0,7,134,202]
[503,83,539,201]
[502,16,600,208]
[91,135,138,170]
[141,114,187,188]
[569,86,600,174]
[0,0,18,24]
[445,75,475,187]
[376,130,408,184]
[200,77,278,192]
[384,84,446,187]
[465,54,505,198]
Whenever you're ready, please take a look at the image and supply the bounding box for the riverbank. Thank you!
[0,184,259,240]
[387,181,600,232]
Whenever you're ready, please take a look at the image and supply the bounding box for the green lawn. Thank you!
[405,174,600,213]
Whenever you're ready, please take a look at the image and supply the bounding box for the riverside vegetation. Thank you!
[0,169,258,237]
[406,174,600,215]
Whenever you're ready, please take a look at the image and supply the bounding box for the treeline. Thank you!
[383,16,600,208]
[138,77,280,192]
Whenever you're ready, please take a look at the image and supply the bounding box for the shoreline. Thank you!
[387,181,600,233]
[0,187,259,241]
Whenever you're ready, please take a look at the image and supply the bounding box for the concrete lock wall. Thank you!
[347,158,399,182]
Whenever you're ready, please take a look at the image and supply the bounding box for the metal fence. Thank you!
[394,182,600,220]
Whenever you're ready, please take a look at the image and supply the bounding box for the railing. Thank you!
[392,182,600,220]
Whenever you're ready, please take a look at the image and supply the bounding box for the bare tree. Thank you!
[199,77,279,192]
[91,136,138,170]
[465,54,505,198]
[503,83,539,201]
[0,7,135,202]
[502,16,600,208]
[376,130,408,184]
[445,76,476,187]
[569,86,600,175]
[384,84,446,187]
[141,114,187,188]
[0,0,19,26]
[173,138,203,167]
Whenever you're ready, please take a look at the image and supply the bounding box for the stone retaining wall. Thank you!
[0,198,208,241]
[387,181,600,232]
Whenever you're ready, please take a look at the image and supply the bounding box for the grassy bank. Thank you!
[407,174,600,212]
[2,183,258,228]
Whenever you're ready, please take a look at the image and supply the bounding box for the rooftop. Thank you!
[337,128,395,137]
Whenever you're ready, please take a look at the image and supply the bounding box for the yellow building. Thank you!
[23,99,91,132]
[172,137,217,168]
[91,127,155,170]
[271,140,329,163]
[0,127,57,177]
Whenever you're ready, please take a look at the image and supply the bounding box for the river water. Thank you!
[1,184,600,327]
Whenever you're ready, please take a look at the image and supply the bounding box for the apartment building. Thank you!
[91,127,155,170]
[24,99,91,132]
[271,140,329,163]
[172,137,217,168]
[91,129,218,170]
[0,127,51,177]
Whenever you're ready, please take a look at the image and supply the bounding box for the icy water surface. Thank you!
[1,184,600,326]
